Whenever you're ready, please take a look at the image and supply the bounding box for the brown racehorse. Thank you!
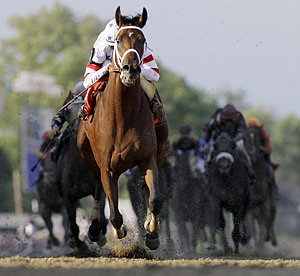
[77,6,169,250]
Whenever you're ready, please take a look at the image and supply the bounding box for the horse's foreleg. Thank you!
[141,158,162,250]
[101,171,126,239]
[232,213,243,254]
[89,182,108,245]
[64,197,87,250]
[143,158,162,231]
[40,206,60,248]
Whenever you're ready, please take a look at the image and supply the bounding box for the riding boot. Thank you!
[237,147,256,185]
[151,94,163,119]
[140,76,163,119]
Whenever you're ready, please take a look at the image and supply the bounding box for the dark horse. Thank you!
[35,139,69,249]
[77,7,169,250]
[55,95,108,251]
[206,132,251,254]
[173,148,209,255]
[243,125,278,247]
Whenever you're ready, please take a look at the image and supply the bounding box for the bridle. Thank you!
[113,26,147,70]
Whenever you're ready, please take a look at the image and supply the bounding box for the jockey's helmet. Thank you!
[42,129,53,140]
[220,104,239,120]
[73,81,85,95]
[180,124,192,135]
[246,117,262,128]
[104,19,119,46]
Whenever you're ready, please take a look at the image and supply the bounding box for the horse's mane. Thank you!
[61,90,74,106]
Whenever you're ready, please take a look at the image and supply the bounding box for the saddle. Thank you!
[90,79,165,127]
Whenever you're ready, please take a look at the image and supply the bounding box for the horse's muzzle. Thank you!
[120,63,141,87]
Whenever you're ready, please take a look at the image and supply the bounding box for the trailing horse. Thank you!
[77,7,169,250]
[172,148,210,256]
[243,125,278,248]
[126,157,175,251]
[206,132,251,254]
[35,143,69,249]
[54,97,108,251]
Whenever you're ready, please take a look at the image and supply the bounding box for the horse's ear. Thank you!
[138,7,148,28]
[115,6,124,27]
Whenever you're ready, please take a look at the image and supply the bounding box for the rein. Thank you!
[113,26,147,69]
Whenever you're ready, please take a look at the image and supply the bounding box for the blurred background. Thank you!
[0,1,299,257]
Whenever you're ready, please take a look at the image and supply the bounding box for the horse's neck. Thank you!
[105,74,144,117]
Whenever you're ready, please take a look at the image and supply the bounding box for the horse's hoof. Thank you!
[88,219,102,242]
[206,243,217,251]
[145,232,160,250]
[240,235,250,245]
[97,234,107,247]
[51,237,60,247]
[113,225,127,239]
[68,236,77,248]
[272,239,278,246]
[78,240,88,251]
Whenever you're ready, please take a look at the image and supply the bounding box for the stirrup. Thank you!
[78,105,88,121]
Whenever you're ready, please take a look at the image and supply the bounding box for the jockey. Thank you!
[246,117,279,170]
[203,104,256,184]
[246,116,279,197]
[173,124,199,155]
[50,81,85,161]
[78,17,162,120]
[38,130,54,168]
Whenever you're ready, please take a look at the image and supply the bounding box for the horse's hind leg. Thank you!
[127,169,147,241]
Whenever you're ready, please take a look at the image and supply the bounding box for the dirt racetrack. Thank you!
[1,232,300,276]
[0,256,300,276]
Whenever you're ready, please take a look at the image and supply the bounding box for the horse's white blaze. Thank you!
[216,152,234,163]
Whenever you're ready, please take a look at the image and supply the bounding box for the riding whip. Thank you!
[58,87,88,112]
[30,138,55,172]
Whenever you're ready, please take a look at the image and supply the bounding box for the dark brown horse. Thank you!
[77,6,169,250]
[35,137,69,249]
[206,132,251,254]
[55,97,108,251]
[243,125,278,248]
[126,157,175,251]
[172,147,209,256]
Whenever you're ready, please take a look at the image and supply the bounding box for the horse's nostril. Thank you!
[122,64,129,71]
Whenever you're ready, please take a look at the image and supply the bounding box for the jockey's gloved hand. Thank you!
[52,124,60,137]
[203,143,209,154]
[235,139,245,148]
[83,63,111,88]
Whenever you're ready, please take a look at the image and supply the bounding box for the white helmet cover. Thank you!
[104,19,119,46]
